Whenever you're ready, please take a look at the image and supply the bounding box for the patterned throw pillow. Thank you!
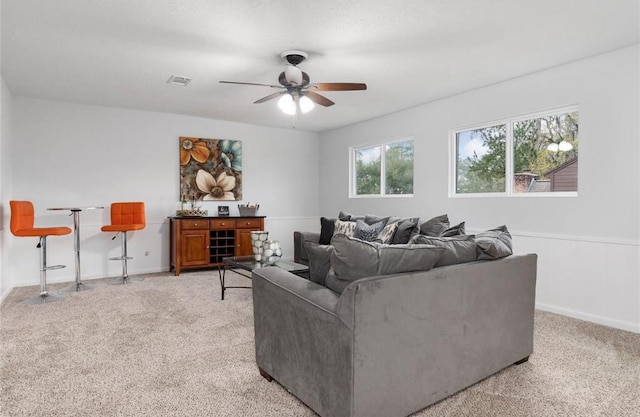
[375,222,398,244]
[353,219,384,242]
[334,219,356,237]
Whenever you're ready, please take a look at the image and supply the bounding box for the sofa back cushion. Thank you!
[303,241,334,285]
[417,214,450,236]
[328,234,445,293]
[476,225,513,259]
[409,234,477,267]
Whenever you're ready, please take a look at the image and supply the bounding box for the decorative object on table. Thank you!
[175,208,208,217]
[250,231,269,261]
[261,240,282,265]
[238,203,259,216]
[218,205,230,217]
[179,137,242,201]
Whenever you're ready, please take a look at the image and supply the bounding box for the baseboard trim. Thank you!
[536,302,640,334]
[0,286,13,305]
[7,267,172,288]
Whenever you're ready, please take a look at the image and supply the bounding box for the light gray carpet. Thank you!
[1,271,639,417]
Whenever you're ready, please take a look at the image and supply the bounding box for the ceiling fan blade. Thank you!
[309,83,367,91]
[305,91,335,107]
[219,81,282,88]
[254,91,286,104]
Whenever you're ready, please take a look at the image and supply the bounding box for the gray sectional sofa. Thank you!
[252,214,537,417]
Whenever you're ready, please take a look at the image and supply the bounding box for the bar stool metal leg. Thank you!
[22,236,65,304]
[110,232,143,284]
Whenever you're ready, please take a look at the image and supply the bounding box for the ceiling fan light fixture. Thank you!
[299,95,315,113]
[284,65,303,85]
[277,93,296,115]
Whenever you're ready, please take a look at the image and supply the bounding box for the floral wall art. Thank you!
[179,137,242,201]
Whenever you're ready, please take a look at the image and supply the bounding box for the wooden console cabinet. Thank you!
[169,216,265,275]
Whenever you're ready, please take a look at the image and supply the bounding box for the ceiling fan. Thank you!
[219,50,367,115]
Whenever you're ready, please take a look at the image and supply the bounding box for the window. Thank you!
[452,107,578,196]
[351,138,414,197]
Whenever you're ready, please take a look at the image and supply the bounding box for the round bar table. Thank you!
[47,206,104,292]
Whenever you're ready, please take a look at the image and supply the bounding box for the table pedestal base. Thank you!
[61,282,94,292]
[22,292,64,305]
[109,276,144,285]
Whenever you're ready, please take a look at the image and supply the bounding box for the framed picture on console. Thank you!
[218,206,230,217]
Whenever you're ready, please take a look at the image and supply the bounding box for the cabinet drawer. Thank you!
[236,218,262,229]
[181,219,209,229]
[210,219,236,230]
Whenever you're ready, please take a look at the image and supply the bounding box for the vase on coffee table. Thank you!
[261,240,283,265]
[250,231,269,261]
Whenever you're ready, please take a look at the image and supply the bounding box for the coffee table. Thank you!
[218,256,309,300]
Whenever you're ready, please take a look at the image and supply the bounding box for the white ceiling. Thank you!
[2,0,638,132]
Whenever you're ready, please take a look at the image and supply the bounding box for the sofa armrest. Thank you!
[252,266,352,417]
[293,231,321,265]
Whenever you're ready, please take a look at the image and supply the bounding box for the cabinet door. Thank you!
[181,229,210,266]
[236,228,258,257]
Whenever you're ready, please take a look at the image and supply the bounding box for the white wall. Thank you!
[5,98,320,288]
[0,76,14,303]
[319,46,640,332]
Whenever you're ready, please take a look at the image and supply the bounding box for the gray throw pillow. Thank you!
[303,241,334,285]
[476,225,513,260]
[330,234,445,287]
[418,214,450,236]
[410,234,477,267]
[364,214,391,226]
[391,217,419,244]
[440,221,466,237]
[354,219,384,242]
[338,211,364,221]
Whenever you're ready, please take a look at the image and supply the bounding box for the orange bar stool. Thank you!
[10,200,72,304]
[101,202,146,284]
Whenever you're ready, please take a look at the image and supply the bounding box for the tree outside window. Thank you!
[352,139,414,197]
[453,108,578,196]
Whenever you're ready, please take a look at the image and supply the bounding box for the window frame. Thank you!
[449,105,579,198]
[350,136,414,198]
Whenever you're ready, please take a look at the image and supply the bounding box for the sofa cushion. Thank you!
[390,217,419,244]
[476,225,513,260]
[354,219,385,242]
[329,234,445,289]
[334,219,356,237]
[364,214,391,226]
[375,222,398,244]
[303,241,334,285]
[418,214,450,236]
[409,234,477,267]
[324,268,350,294]
[440,221,466,237]
[338,211,364,221]
[319,217,336,245]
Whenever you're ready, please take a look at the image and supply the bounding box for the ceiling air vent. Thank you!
[167,75,192,86]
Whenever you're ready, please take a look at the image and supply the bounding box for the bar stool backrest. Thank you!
[10,200,36,235]
[110,202,145,227]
